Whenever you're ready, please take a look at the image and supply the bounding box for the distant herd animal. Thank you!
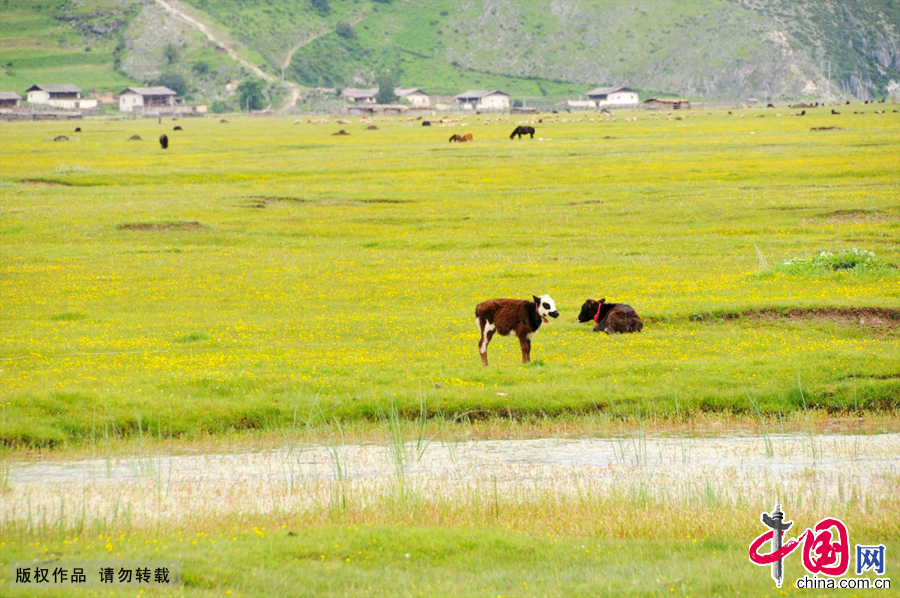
[509,125,535,139]
[475,294,644,366]
[449,133,474,143]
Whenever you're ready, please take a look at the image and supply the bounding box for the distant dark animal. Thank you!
[510,125,535,139]
[127,135,142,141]
[461,133,474,142]
[831,109,840,115]
[767,103,775,108]
[74,127,81,132]
[53,135,68,141]
[366,125,379,130]
[219,119,229,123]
[864,100,869,104]
[173,126,182,131]
[449,134,463,143]
[422,120,431,126]
[333,129,350,136]
[798,110,806,116]
[475,295,559,366]
[577,298,643,334]
[159,134,168,149]
[845,101,851,105]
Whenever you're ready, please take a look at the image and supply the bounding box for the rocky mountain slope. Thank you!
[1,0,897,104]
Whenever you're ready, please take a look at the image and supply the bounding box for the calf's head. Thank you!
[533,295,560,322]
[577,298,605,323]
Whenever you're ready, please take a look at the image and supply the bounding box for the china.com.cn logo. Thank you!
[748,504,887,589]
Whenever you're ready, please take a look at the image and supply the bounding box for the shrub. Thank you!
[335,21,356,39]
[775,249,892,274]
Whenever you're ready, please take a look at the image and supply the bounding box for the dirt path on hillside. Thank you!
[153,0,304,110]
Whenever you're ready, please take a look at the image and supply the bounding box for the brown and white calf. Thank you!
[577,298,643,333]
[475,295,559,366]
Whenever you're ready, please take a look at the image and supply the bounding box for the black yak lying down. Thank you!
[577,298,643,333]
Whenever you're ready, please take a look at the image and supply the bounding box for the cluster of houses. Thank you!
[335,86,687,112]
[0,84,205,116]
[0,82,689,117]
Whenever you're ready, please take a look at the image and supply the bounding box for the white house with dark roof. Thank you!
[394,87,430,108]
[118,86,178,112]
[0,91,21,108]
[585,86,639,106]
[339,88,378,104]
[25,84,96,109]
[454,90,510,110]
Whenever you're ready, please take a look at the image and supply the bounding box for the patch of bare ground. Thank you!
[802,209,891,225]
[725,307,899,328]
[241,196,309,209]
[766,205,826,211]
[117,221,205,231]
[20,179,71,186]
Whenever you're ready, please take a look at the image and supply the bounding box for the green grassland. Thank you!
[1,109,899,447]
[2,524,895,597]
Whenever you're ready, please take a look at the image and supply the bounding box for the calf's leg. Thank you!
[477,317,495,366]
[518,335,531,363]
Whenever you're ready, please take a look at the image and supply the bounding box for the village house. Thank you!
[454,90,510,111]
[644,97,691,110]
[0,91,21,108]
[339,88,378,104]
[585,86,640,106]
[25,84,97,109]
[394,87,430,108]
[117,86,178,113]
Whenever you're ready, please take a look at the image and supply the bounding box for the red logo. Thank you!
[749,505,851,586]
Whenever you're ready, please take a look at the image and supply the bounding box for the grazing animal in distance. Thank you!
[832,109,840,115]
[799,110,806,116]
[510,125,535,139]
[366,125,379,130]
[333,129,350,136]
[475,295,559,366]
[577,298,643,334]
[767,103,775,108]
[74,127,81,132]
[422,120,431,126]
[53,135,68,141]
[159,134,168,149]
[461,133,474,142]
[173,126,182,131]
[449,134,463,142]
[127,135,142,141]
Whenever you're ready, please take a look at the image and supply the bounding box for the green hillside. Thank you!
[1,0,898,103]
[0,1,137,94]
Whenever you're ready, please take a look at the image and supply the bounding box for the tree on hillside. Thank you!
[163,43,180,65]
[152,72,188,97]
[335,21,356,39]
[237,78,266,111]
[311,0,330,14]
[375,74,395,105]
